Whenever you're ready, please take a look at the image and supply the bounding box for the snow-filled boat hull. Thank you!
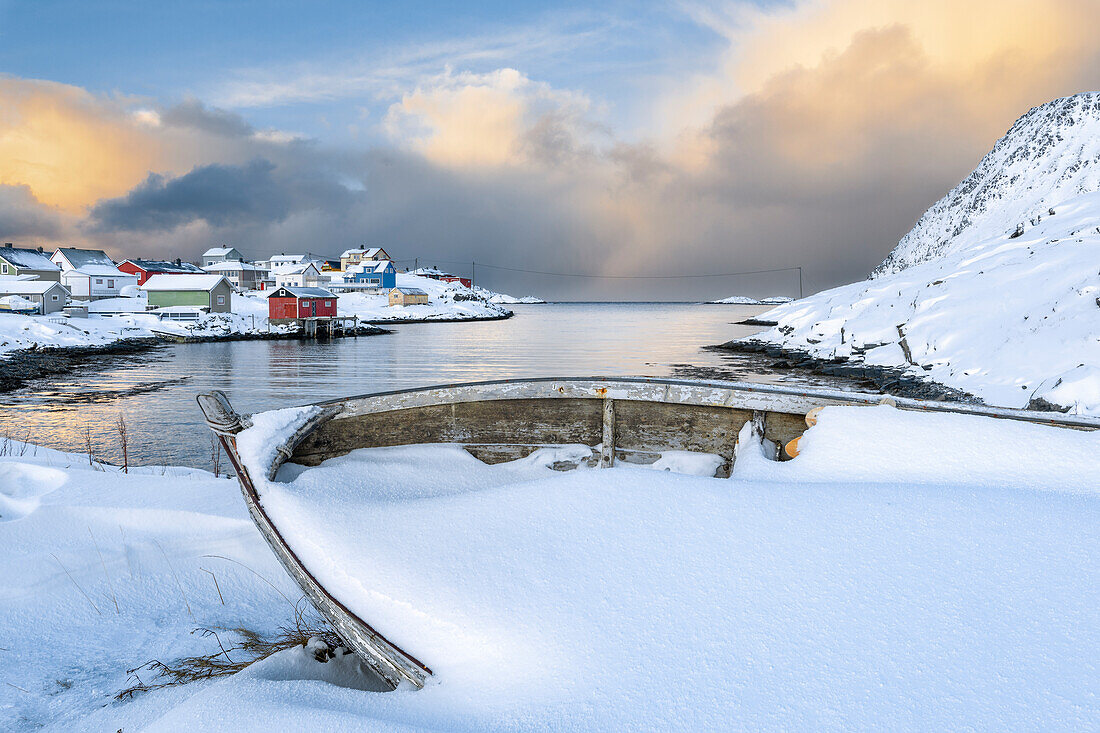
[197,377,1100,691]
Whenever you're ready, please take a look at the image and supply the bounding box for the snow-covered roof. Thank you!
[203,261,263,272]
[141,274,228,292]
[341,247,384,258]
[347,260,391,274]
[0,246,59,270]
[121,259,204,274]
[53,247,115,269]
[202,247,240,257]
[271,263,319,275]
[0,280,68,295]
[391,287,427,295]
[268,286,336,299]
[72,264,131,277]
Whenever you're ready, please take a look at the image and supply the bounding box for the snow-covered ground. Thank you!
[707,295,794,305]
[5,404,1097,730]
[0,273,510,358]
[745,93,1100,414]
[327,273,513,322]
[473,286,545,305]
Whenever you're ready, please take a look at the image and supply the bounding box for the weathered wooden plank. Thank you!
[293,398,603,465]
[600,398,616,468]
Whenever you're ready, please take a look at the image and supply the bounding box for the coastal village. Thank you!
[0,242,536,353]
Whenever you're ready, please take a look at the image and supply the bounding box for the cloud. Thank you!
[86,158,360,233]
[0,77,164,213]
[0,184,69,240]
[383,68,595,168]
[5,0,1100,300]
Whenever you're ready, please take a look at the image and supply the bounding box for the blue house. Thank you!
[344,260,396,289]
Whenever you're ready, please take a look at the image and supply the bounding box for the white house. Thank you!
[202,246,244,267]
[203,260,266,290]
[51,248,138,300]
[340,247,390,271]
[271,262,323,289]
[257,252,328,271]
[0,280,70,314]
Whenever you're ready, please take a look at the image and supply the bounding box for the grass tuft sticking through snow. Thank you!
[116,601,345,700]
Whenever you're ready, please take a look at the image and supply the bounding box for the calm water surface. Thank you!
[0,303,851,468]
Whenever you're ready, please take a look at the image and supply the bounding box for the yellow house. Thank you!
[340,247,390,271]
[388,286,429,306]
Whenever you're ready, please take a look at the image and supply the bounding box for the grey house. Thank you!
[0,243,62,282]
[0,280,70,314]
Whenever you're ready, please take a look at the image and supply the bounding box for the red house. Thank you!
[439,275,473,288]
[117,258,204,285]
[267,286,338,321]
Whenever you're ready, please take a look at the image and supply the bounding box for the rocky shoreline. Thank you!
[365,311,514,325]
[713,339,981,403]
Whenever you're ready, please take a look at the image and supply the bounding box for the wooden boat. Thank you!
[196,377,1100,691]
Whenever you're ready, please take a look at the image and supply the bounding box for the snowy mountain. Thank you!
[745,93,1100,414]
[877,92,1100,274]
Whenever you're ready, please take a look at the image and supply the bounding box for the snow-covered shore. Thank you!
[3,403,1098,730]
[706,295,793,305]
[740,93,1100,414]
[0,273,511,360]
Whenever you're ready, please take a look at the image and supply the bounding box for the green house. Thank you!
[140,274,233,312]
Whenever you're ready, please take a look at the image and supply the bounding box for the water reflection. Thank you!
[0,304,844,468]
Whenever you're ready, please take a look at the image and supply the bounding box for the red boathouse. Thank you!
[267,286,338,321]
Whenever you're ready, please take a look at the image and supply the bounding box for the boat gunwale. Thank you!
[315,375,1100,431]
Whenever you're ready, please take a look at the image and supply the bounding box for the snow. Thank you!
[142,274,227,292]
[317,273,511,322]
[748,93,1100,414]
[472,287,546,304]
[0,271,511,357]
[0,246,58,271]
[707,295,794,305]
[0,295,37,312]
[3,405,1099,730]
[159,403,1098,732]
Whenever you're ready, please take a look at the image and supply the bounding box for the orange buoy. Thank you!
[804,406,825,427]
[784,436,800,458]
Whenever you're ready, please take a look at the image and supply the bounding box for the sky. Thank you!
[2,0,1100,300]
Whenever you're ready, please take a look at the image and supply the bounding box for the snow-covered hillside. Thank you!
[877,92,1100,274]
[746,93,1100,414]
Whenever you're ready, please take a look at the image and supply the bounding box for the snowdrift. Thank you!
[8,404,1097,730]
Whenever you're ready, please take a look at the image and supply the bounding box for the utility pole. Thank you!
[471,261,476,289]
[414,257,418,272]
[798,267,804,299]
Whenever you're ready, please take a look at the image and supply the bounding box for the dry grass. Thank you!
[117,601,345,700]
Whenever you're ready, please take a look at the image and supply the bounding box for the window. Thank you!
[96,278,103,284]
[302,300,310,307]
[51,294,59,301]
[108,279,114,288]
[325,300,332,307]
[216,295,225,305]
[0,264,7,274]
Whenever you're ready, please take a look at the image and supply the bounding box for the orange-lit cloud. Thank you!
[383,68,594,168]
[3,0,1100,299]
[0,78,164,213]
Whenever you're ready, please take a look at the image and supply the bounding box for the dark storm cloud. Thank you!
[85,158,360,234]
[0,184,66,240]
